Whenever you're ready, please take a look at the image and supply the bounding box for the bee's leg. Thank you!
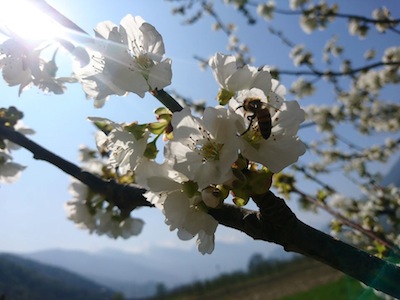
[239,114,256,136]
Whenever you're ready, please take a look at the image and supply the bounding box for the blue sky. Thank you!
[0,0,399,276]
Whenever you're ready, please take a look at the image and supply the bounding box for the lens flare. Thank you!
[0,0,63,40]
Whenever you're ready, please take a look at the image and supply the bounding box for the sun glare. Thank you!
[0,0,62,40]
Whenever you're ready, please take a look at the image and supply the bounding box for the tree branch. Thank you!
[0,123,152,215]
[210,192,400,298]
[277,61,400,77]
[1,122,400,297]
[292,187,400,257]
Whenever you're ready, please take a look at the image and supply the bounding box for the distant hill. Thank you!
[21,244,292,298]
[150,256,344,300]
[0,253,117,300]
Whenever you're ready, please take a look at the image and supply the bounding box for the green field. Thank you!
[281,276,381,300]
[152,257,387,300]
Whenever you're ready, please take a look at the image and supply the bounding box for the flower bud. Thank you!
[201,187,223,208]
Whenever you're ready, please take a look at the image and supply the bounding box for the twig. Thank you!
[292,187,400,257]
[151,89,183,112]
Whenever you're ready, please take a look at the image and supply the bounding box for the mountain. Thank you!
[22,243,292,298]
[0,253,117,300]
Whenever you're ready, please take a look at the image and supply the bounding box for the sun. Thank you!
[0,0,63,41]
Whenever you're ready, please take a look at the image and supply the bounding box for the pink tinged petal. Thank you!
[147,58,172,90]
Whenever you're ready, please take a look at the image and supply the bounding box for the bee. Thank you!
[238,97,272,140]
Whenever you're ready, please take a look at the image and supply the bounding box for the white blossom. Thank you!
[230,87,306,173]
[290,0,310,10]
[357,70,382,93]
[0,38,74,95]
[209,52,272,97]
[257,2,275,21]
[0,150,25,184]
[4,120,35,151]
[372,7,394,32]
[165,106,239,189]
[136,160,218,254]
[379,47,400,84]
[290,77,315,98]
[224,0,247,9]
[65,179,144,238]
[74,14,172,107]
[300,14,318,34]
[289,44,313,66]
[89,117,149,174]
[65,179,98,232]
[348,19,368,39]
[364,49,376,60]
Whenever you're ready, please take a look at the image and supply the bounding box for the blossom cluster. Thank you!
[0,38,75,95]
[64,146,145,239]
[0,12,307,254]
[0,107,33,184]
[73,14,172,108]
[89,49,306,254]
[329,184,400,250]
[0,150,25,184]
